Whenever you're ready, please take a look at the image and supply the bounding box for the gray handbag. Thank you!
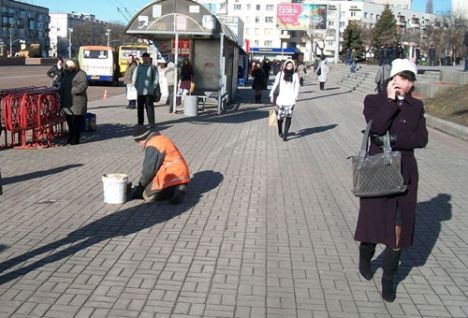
[351,120,407,197]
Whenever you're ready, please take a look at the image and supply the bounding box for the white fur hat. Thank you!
[65,60,76,69]
[390,58,417,79]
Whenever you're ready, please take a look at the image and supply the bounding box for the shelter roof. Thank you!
[126,0,238,43]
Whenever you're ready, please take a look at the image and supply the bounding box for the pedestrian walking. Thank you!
[252,61,266,103]
[132,52,159,126]
[123,55,137,109]
[269,59,300,141]
[129,126,190,204]
[345,48,352,66]
[428,45,436,66]
[165,61,176,112]
[46,57,64,88]
[350,49,357,73]
[354,58,428,302]
[296,62,307,86]
[177,58,194,104]
[317,59,329,91]
[59,59,88,145]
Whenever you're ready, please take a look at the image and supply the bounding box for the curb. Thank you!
[426,114,468,141]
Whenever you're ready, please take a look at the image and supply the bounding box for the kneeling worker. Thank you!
[130,126,190,204]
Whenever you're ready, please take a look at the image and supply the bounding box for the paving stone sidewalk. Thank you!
[0,74,467,318]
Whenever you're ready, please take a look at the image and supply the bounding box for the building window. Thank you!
[265,40,272,46]
[247,4,251,10]
[340,21,346,27]
[254,40,260,46]
[266,4,274,11]
[328,21,334,26]
[327,41,333,46]
[234,4,241,10]
[370,13,374,19]
[351,11,356,17]
[256,4,261,11]
[255,28,263,36]
[364,12,368,18]
[255,16,260,23]
[265,16,273,23]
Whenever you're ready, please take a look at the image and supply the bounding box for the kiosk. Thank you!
[126,0,242,115]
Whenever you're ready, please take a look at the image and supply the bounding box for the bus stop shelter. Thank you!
[126,0,241,115]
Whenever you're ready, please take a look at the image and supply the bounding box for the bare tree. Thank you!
[424,11,467,65]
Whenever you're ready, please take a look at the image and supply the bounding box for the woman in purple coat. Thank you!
[354,59,428,302]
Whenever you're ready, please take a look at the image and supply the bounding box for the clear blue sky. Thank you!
[26,0,452,24]
[26,0,151,24]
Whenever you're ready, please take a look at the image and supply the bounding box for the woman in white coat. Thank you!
[269,59,300,141]
[317,59,329,91]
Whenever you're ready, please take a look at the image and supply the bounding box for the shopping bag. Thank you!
[268,108,277,127]
[189,81,196,94]
[126,84,137,100]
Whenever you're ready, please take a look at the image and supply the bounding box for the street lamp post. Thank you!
[105,29,111,47]
[9,19,16,57]
[68,27,73,58]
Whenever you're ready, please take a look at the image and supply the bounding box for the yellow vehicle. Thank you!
[118,44,149,76]
[78,45,119,85]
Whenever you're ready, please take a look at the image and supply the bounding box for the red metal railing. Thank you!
[0,87,65,149]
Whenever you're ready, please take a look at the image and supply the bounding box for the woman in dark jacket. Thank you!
[47,57,64,88]
[59,59,88,145]
[251,61,266,103]
[354,59,428,302]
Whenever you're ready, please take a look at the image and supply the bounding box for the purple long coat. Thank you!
[354,91,428,249]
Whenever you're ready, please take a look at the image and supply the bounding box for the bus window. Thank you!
[118,44,148,76]
[78,45,118,85]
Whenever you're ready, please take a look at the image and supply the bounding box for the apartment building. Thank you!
[0,0,49,57]
[452,0,468,17]
[48,12,99,58]
[198,0,444,62]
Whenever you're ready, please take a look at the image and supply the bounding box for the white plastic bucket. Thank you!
[102,173,128,204]
[184,95,198,116]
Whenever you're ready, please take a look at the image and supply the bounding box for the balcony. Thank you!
[409,17,420,28]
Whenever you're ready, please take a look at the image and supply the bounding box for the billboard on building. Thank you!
[277,3,327,30]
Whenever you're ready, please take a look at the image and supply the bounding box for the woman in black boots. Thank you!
[354,59,428,302]
[269,59,300,141]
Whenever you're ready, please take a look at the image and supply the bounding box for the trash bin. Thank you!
[184,95,198,116]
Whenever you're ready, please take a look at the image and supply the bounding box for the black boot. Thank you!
[381,247,401,302]
[277,119,283,138]
[283,117,291,141]
[359,242,376,280]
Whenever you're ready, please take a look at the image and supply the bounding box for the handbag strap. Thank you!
[358,120,394,167]
[357,120,372,169]
[382,131,393,165]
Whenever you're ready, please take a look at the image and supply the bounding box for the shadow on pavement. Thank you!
[396,193,452,285]
[0,170,224,285]
[1,164,83,186]
[289,124,338,140]
[368,193,452,285]
[296,89,353,102]
[80,123,135,144]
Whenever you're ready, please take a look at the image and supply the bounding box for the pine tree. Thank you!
[372,5,397,49]
[341,21,366,60]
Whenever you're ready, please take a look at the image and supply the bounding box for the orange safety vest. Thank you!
[146,134,190,191]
